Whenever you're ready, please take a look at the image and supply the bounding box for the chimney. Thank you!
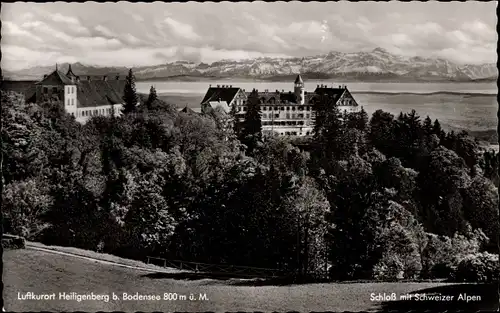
[338,85,341,89]
[217,84,220,88]
[43,74,48,79]
[218,98,221,102]
[317,84,319,88]
[103,75,108,81]
[230,85,232,88]
[209,84,212,87]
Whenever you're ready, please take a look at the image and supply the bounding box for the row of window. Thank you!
[262,121,310,126]
[272,131,311,136]
[261,113,311,119]
[42,86,76,94]
[80,107,113,117]
[43,87,58,94]
[236,106,312,113]
[262,106,311,111]
[66,98,76,106]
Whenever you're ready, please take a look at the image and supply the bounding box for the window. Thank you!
[298,114,304,118]
[292,114,296,119]
[280,107,285,111]
[292,107,296,111]
[275,114,279,118]
[286,113,290,119]
[71,99,74,105]
[286,107,290,111]
[263,107,267,111]
[52,87,58,93]
[43,87,48,94]
[306,106,310,111]
[306,114,310,119]
[262,113,267,119]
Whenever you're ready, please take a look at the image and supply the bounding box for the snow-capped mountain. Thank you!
[4,48,497,82]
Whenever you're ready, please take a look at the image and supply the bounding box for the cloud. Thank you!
[51,13,80,25]
[1,45,63,70]
[49,13,90,35]
[0,2,496,69]
[2,21,42,42]
[163,17,200,41]
[95,25,116,37]
[131,13,144,22]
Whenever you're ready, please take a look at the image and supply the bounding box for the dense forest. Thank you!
[2,79,499,282]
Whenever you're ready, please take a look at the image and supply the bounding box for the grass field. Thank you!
[4,246,498,312]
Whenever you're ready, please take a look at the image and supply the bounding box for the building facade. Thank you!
[35,65,126,123]
[200,75,360,137]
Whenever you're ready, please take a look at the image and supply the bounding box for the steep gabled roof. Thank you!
[76,80,124,108]
[206,101,230,113]
[201,87,241,105]
[36,70,75,86]
[245,91,300,104]
[314,87,346,103]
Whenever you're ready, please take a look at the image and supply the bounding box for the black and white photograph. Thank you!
[1,1,499,311]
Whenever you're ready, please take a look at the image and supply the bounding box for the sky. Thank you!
[1,1,498,71]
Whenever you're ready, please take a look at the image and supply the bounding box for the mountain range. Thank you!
[3,48,498,82]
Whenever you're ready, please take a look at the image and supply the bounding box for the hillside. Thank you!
[5,48,497,82]
[4,247,496,312]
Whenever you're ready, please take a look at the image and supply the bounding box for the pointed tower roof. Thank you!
[294,74,304,84]
[67,64,74,75]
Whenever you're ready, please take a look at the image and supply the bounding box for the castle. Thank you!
[34,65,128,123]
[200,74,359,136]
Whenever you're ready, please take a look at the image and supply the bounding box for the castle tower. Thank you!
[294,74,304,105]
[66,64,78,82]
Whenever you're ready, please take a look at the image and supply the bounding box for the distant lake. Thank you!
[136,80,498,95]
[136,80,498,134]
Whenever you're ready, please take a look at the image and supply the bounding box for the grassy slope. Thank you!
[4,247,498,312]
[25,241,176,272]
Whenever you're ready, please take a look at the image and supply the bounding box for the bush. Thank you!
[422,229,488,279]
[2,234,26,249]
[454,252,499,282]
[373,254,405,281]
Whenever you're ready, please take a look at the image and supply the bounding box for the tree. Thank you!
[3,179,52,239]
[122,69,138,114]
[241,89,262,154]
[145,85,158,111]
[432,119,445,140]
[423,116,433,136]
[368,110,395,155]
